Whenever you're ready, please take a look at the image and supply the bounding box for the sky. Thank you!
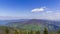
[0,0,60,20]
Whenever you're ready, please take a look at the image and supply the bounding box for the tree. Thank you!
[50,31,54,34]
[14,30,19,34]
[43,28,48,34]
[57,29,60,34]
[5,27,9,34]
[29,30,33,34]
[36,30,40,34]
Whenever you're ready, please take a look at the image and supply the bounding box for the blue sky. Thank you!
[0,0,60,20]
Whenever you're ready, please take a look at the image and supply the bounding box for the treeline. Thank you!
[0,27,60,34]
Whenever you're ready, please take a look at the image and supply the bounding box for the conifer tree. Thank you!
[43,28,48,34]
[5,27,9,34]
[50,31,54,34]
[14,30,19,34]
[57,29,60,34]
[30,30,33,34]
[36,30,40,34]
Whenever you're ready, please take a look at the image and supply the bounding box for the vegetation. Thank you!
[0,26,60,34]
[14,30,19,34]
[43,28,48,34]
[5,27,9,34]
[56,29,60,34]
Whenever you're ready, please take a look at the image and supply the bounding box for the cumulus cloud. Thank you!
[31,7,46,12]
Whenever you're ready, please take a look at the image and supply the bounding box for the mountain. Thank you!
[0,19,29,25]
[6,19,60,31]
[6,19,29,27]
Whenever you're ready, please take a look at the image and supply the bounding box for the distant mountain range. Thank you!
[6,19,60,31]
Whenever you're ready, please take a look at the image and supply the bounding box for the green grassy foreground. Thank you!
[0,26,60,34]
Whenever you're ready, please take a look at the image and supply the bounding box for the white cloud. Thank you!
[31,7,60,20]
[31,7,46,12]
[46,11,53,14]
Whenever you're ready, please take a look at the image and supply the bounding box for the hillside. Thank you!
[0,19,60,34]
[6,19,60,31]
[0,26,16,34]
